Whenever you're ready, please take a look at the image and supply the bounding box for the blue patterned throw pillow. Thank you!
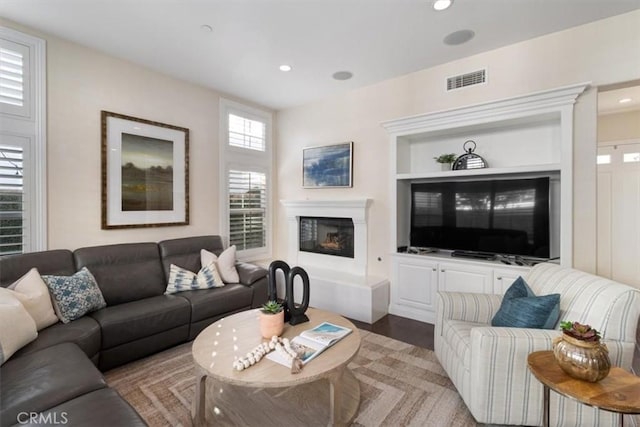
[165,263,225,294]
[491,276,560,329]
[42,267,106,324]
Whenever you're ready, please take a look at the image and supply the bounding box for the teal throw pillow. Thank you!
[491,276,560,329]
[42,267,106,323]
[165,263,225,294]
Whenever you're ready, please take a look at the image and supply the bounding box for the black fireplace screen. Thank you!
[299,216,354,258]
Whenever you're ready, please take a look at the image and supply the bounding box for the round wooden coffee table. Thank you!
[192,307,361,426]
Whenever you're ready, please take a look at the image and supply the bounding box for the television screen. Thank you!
[410,177,550,258]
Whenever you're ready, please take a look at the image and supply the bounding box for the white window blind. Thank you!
[0,39,29,117]
[228,170,266,251]
[0,145,25,255]
[228,113,266,151]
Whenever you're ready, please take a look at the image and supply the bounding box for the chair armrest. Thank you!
[468,326,561,424]
[437,291,503,324]
[235,262,267,286]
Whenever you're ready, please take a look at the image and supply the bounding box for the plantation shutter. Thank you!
[228,170,266,250]
[228,113,266,151]
[0,39,29,117]
[0,145,25,255]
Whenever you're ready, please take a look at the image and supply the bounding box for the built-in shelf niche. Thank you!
[382,82,589,267]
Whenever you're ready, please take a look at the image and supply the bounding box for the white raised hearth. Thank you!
[280,199,389,323]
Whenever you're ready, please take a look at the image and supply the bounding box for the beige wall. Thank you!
[1,18,273,251]
[598,110,640,143]
[276,10,640,277]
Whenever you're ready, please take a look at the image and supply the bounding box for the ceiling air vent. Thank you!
[447,69,486,91]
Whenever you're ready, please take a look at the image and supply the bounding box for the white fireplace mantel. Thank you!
[281,198,372,277]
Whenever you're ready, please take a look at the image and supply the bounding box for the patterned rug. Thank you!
[105,330,477,427]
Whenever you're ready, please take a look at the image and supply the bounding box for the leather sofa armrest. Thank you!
[235,261,267,286]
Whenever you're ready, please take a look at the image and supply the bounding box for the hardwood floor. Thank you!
[348,314,434,351]
[349,314,640,375]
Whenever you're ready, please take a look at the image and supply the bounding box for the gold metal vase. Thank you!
[552,333,611,382]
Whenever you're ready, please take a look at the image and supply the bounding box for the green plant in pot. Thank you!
[259,300,285,339]
[434,153,457,170]
[553,321,610,382]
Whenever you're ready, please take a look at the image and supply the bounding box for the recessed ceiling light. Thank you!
[433,0,453,11]
[200,24,213,33]
[332,71,353,81]
[279,64,292,72]
[443,29,475,46]
[619,98,633,104]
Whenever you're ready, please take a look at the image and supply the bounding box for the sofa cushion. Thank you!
[176,284,253,323]
[12,388,147,427]
[0,249,75,288]
[89,295,190,349]
[0,289,37,365]
[7,268,58,330]
[12,316,101,361]
[165,263,224,294]
[158,235,225,280]
[42,267,107,323]
[0,343,106,427]
[74,243,166,305]
[491,276,560,329]
[202,246,239,284]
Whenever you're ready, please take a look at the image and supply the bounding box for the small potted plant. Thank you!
[433,153,457,171]
[259,300,284,339]
[553,321,610,382]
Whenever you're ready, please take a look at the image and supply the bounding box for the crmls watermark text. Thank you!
[17,412,69,425]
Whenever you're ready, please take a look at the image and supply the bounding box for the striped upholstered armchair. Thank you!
[434,262,640,427]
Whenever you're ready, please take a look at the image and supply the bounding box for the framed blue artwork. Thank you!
[303,142,353,188]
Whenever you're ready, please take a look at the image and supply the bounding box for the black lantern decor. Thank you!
[452,140,488,170]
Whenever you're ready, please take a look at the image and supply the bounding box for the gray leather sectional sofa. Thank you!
[0,235,268,426]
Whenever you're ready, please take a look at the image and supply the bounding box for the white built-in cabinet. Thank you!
[382,83,588,323]
[391,253,528,323]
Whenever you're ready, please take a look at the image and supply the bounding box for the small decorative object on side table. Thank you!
[553,320,610,382]
[528,351,640,427]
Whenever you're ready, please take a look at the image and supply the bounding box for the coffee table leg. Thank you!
[543,385,550,427]
[192,371,207,427]
[328,368,345,427]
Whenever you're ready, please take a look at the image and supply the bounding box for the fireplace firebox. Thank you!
[299,216,354,258]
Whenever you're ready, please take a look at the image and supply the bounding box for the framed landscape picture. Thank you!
[303,141,353,188]
[101,111,189,229]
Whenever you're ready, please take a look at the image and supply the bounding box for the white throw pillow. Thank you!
[0,288,38,365]
[8,268,58,331]
[200,246,240,284]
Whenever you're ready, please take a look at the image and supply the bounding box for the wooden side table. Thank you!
[527,351,640,427]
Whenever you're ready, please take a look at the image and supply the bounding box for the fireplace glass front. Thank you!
[299,216,354,258]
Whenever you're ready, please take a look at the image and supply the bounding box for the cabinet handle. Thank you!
[441,269,445,272]
[497,277,502,280]
[432,268,436,271]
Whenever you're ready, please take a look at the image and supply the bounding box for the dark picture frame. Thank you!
[101,111,189,229]
[303,141,353,188]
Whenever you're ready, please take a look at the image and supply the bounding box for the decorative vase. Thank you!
[441,163,452,171]
[259,310,284,339]
[552,333,611,382]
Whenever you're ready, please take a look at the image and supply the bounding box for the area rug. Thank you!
[105,330,477,427]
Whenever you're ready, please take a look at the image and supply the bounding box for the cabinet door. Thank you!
[393,257,438,312]
[493,268,526,294]
[438,262,492,294]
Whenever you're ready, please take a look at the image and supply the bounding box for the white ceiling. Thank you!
[1,0,639,110]
[598,85,640,115]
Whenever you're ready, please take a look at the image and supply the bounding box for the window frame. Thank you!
[0,26,46,254]
[219,98,273,261]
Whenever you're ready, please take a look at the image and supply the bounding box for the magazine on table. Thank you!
[266,322,352,367]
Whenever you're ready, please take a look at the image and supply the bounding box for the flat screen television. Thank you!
[410,177,551,258]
